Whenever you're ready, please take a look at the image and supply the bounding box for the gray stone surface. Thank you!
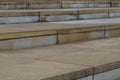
[41,15,77,22]
[52,18,120,24]
[0,5,27,9]
[62,4,89,8]
[79,13,108,19]
[0,16,39,24]
[94,69,120,80]
[0,35,57,50]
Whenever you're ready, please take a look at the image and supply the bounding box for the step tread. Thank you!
[0,22,119,40]
[0,22,117,34]
[0,38,120,80]
[0,8,119,16]
[0,7,119,12]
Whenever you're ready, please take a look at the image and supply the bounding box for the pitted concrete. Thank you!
[0,38,120,80]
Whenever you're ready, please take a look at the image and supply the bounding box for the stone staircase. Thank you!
[0,0,119,51]
[0,1,120,80]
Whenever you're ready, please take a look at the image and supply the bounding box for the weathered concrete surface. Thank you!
[0,38,120,80]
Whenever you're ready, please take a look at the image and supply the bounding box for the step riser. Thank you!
[0,5,27,10]
[0,35,57,51]
[0,16,39,24]
[0,12,119,24]
[0,25,119,51]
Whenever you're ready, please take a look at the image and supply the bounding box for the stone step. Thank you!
[0,38,120,80]
[0,8,120,24]
[0,0,119,9]
[0,23,119,51]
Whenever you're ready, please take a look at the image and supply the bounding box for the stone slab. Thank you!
[0,58,89,80]
[0,38,119,80]
[0,23,119,40]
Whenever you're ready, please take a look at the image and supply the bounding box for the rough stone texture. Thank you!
[0,38,120,80]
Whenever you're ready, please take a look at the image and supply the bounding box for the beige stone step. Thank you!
[0,0,119,9]
[0,8,119,24]
[0,23,119,51]
[0,38,120,80]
